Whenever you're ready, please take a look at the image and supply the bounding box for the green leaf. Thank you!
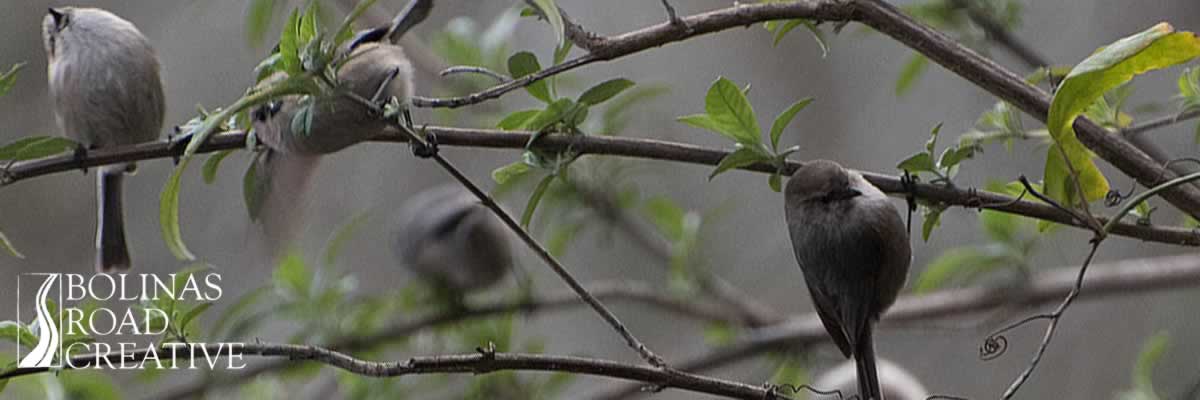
[710,147,769,180]
[159,159,196,261]
[243,152,266,221]
[531,0,565,46]
[0,63,24,98]
[704,77,763,145]
[677,114,731,139]
[643,197,685,241]
[703,322,738,346]
[209,286,270,338]
[771,20,801,46]
[524,99,574,132]
[768,357,808,388]
[768,172,783,192]
[521,175,555,228]
[0,230,22,259]
[1132,331,1170,395]
[896,54,929,96]
[322,211,370,266]
[279,9,303,75]
[201,150,235,185]
[244,0,278,47]
[1179,67,1200,98]
[772,20,828,57]
[1047,23,1200,204]
[578,78,636,106]
[914,245,1015,293]
[492,161,532,184]
[546,220,584,257]
[897,152,935,173]
[769,98,814,150]
[253,53,283,84]
[0,320,37,348]
[273,251,312,299]
[508,52,553,103]
[938,144,980,178]
[299,2,320,45]
[496,109,542,130]
[177,303,213,334]
[0,136,77,161]
[921,204,946,241]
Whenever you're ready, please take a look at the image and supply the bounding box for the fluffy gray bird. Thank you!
[784,160,911,400]
[248,26,415,248]
[43,7,165,272]
[393,186,512,295]
[814,358,929,400]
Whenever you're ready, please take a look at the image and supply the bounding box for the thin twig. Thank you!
[990,240,1102,399]
[428,151,669,366]
[439,66,511,83]
[411,0,855,108]
[4,127,1197,246]
[0,344,790,400]
[1122,109,1200,137]
[591,251,1200,399]
[567,179,783,326]
[150,280,730,400]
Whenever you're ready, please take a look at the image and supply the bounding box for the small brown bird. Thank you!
[784,160,911,400]
[43,7,165,272]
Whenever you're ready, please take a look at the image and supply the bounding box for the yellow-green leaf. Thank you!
[160,160,196,261]
[710,147,767,180]
[769,98,814,150]
[531,0,565,47]
[0,229,23,259]
[703,77,762,146]
[0,63,24,97]
[1046,23,1200,204]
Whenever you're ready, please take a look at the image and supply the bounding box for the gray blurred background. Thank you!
[1,0,1199,399]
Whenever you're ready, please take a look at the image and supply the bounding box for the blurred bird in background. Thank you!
[392,185,513,303]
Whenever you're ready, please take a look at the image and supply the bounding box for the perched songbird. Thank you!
[784,160,911,400]
[247,5,420,249]
[814,358,929,400]
[392,185,512,296]
[43,7,165,272]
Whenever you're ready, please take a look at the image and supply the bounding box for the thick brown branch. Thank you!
[150,280,730,400]
[2,344,785,400]
[412,0,853,108]
[591,252,1200,399]
[5,127,1195,245]
[850,0,1200,218]
[568,180,783,327]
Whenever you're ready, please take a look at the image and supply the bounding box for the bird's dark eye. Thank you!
[251,101,283,122]
[48,8,70,31]
[819,188,862,203]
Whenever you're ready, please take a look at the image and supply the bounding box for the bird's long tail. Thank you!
[97,169,131,272]
[854,324,882,400]
[249,150,321,258]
